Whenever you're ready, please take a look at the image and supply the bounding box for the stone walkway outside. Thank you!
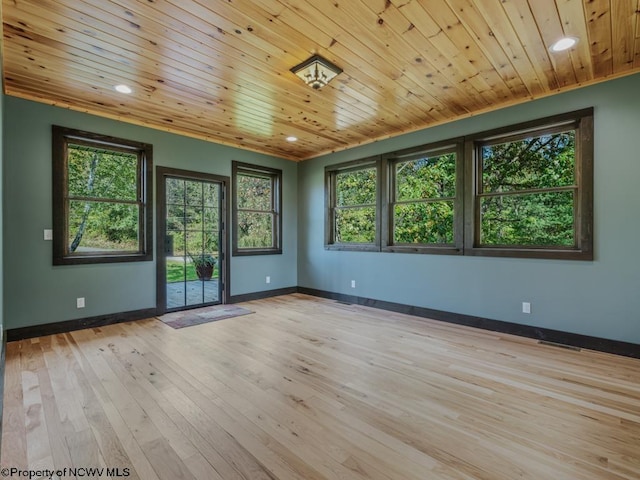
[166,279,220,309]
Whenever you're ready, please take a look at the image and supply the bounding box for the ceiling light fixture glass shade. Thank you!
[114,84,132,94]
[290,54,343,89]
[550,37,578,52]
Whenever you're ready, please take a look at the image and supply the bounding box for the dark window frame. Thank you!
[232,161,282,256]
[52,125,153,265]
[325,157,382,252]
[464,108,594,260]
[382,139,464,255]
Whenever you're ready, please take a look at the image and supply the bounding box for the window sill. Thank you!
[233,248,282,257]
[382,245,463,255]
[465,246,593,261]
[325,244,381,252]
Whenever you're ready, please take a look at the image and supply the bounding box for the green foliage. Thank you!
[396,154,456,201]
[480,132,576,246]
[237,172,276,248]
[394,202,454,244]
[334,167,377,243]
[237,174,271,210]
[67,145,140,252]
[166,259,219,283]
[393,153,456,244]
[336,207,376,243]
[482,133,574,192]
[166,178,220,256]
[336,168,376,206]
[238,211,273,248]
[188,253,216,268]
[333,130,577,247]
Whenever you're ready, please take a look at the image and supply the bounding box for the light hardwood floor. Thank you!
[2,293,640,479]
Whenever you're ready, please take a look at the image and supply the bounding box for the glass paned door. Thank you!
[163,175,224,310]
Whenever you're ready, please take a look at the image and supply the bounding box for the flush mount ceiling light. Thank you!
[290,54,343,89]
[286,136,298,142]
[550,37,578,52]
[114,84,132,94]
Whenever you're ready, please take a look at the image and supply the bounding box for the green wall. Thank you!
[3,97,297,329]
[298,73,640,344]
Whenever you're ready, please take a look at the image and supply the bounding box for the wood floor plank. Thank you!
[1,341,28,467]
[2,294,640,479]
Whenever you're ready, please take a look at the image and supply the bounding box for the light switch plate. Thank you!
[44,229,53,240]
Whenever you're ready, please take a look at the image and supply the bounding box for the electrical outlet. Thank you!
[351,280,356,288]
[44,229,53,240]
[77,297,85,309]
[266,276,271,284]
[522,302,531,314]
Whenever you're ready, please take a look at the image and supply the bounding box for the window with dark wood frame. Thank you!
[325,157,381,251]
[324,109,594,260]
[232,161,282,256]
[52,126,153,265]
[382,140,464,255]
[464,108,594,260]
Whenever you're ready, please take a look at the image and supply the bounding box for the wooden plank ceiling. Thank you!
[2,0,639,161]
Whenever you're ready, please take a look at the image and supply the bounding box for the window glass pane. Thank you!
[166,178,185,205]
[166,259,190,283]
[204,207,219,232]
[396,153,456,201]
[480,191,575,246]
[204,232,220,256]
[237,211,274,248]
[185,208,203,231]
[186,180,203,206]
[185,231,205,256]
[166,203,185,231]
[167,230,186,256]
[238,174,272,211]
[68,145,138,200]
[394,201,454,244]
[203,182,219,207]
[335,207,376,243]
[68,201,139,253]
[336,168,376,206]
[482,131,575,193]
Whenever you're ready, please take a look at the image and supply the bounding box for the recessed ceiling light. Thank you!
[550,37,578,52]
[114,84,132,94]
[286,136,298,142]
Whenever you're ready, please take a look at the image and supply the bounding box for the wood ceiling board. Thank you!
[375,2,491,113]
[261,0,452,126]
[389,0,500,107]
[582,0,614,77]
[294,0,469,118]
[16,0,375,128]
[528,0,579,88]
[3,7,378,151]
[3,0,640,161]
[442,0,539,97]
[556,0,594,84]
[406,0,522,102]
[611,0,636,72]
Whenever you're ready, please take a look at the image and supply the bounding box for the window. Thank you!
[324,109,593,260]
[383,140,463,254]
[232,161,282,255]
[52,126,153,265]
[465,108,593,259]
[325,157,380,251]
